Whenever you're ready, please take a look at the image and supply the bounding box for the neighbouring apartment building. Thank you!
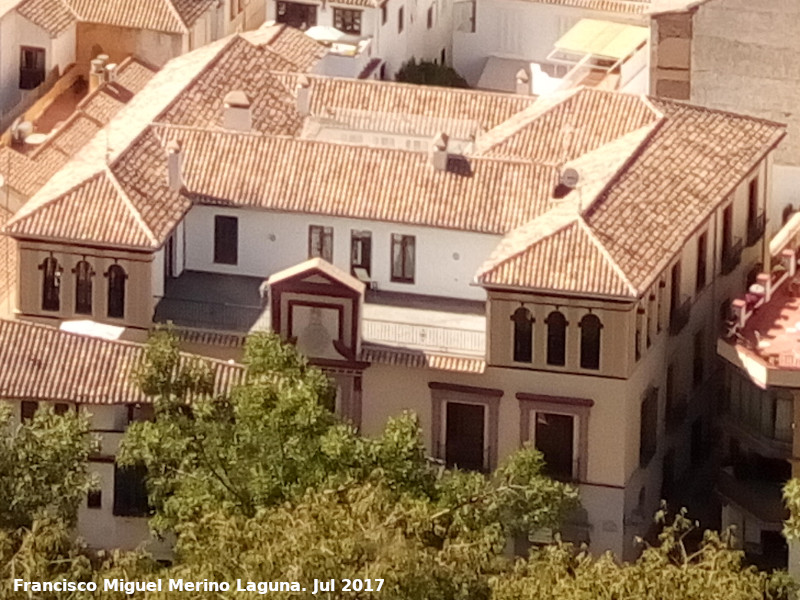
[266,0,455,79]
[0,30,785,558]
[716,213,800,567]
[452,0,651,93]
[0,317,244,558]
[649,0,800,236]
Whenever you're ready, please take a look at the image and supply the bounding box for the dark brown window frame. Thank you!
[214,215,239,265]
[39,256,61,312]
[390,233,415,283]
[19,46,45,90]
[105,264,127,319]
[74,259,94,315]
[333,7,362,34]
[517,393,592,482]
[309,224,334,262]
[430,382,501,473]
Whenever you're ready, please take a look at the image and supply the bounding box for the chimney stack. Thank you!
[296,75,311,116]
[429,132,449,171]
[223,90,252,132]
[89,58,105,93]
[105,63,118,84]
[166,139,182,191]
[515,69,530,96]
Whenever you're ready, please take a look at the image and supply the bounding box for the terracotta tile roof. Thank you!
[583,97,786,292]
[0,319,244,404]
[5,170,159,248]
[520,0,650,14]
[17,0,76,35]
[243,25,328,73]
[294,74,535,132]
[360,344,486,373]
[0,209,15,310]
[0,58,156,199]
[478,218,637,297]
[65,0,214,33]
[158,125,558,236]
[478,89,785,296]
[155,35,313,135]
[474,87,660,163]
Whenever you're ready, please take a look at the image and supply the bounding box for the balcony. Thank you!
[746,213,766,248]
[721,237,744,275]
[669,297,691,336]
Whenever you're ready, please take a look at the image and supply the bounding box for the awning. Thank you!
[551,19,648,63]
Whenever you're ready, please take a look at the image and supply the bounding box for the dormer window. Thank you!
[579,313,602,370]
[511,307,533,363]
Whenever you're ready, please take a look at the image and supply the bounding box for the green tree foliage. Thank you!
[121,330,575,552]
[395,58,469,88]
[0,403,96,529]
[495,510,794,600]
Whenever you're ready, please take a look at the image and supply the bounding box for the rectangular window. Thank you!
[390,234,415,283]
[445,401,486,472]
[308,225,333,262]
[87,490,102,509]
[21,401,38,422]
[398,6,404,32]
[275,1,317,28]
[214,215,238,265]
[54,403,69,416]
[333,8,362,34]
[639,387,658,467]
[427,5,433,28]
[696,231,707,292]
[19,46,45,90]
[112,464,149,517]
[535,412,575,481]
[350,230,372,279]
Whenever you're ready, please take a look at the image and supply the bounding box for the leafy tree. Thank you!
[494,510,795,600]
[121,330,575,550]
[395,58,469,88]
[0,403,96,529]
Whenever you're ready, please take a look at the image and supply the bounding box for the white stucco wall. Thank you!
[452,1,644,87]
[183,205,499,300]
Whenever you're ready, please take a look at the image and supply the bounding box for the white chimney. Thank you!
[223,90,252,132]
[89,58,105,93]
[296,75,311,116]
[166,139,182,191]
[429,132,449,171]
[105,63,118,84]
[515,68,530,96]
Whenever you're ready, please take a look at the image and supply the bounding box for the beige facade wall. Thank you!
[76,22,183,69]
[16,241,156,328]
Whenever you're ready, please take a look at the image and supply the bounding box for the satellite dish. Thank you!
[560,167,580,189]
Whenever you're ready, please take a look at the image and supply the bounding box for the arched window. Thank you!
[74,260,93,315]
[579,313,602,370]
[106,264,127,319]
[511,307,533,363]
[39,256,61,311]
[545,311,567,366]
